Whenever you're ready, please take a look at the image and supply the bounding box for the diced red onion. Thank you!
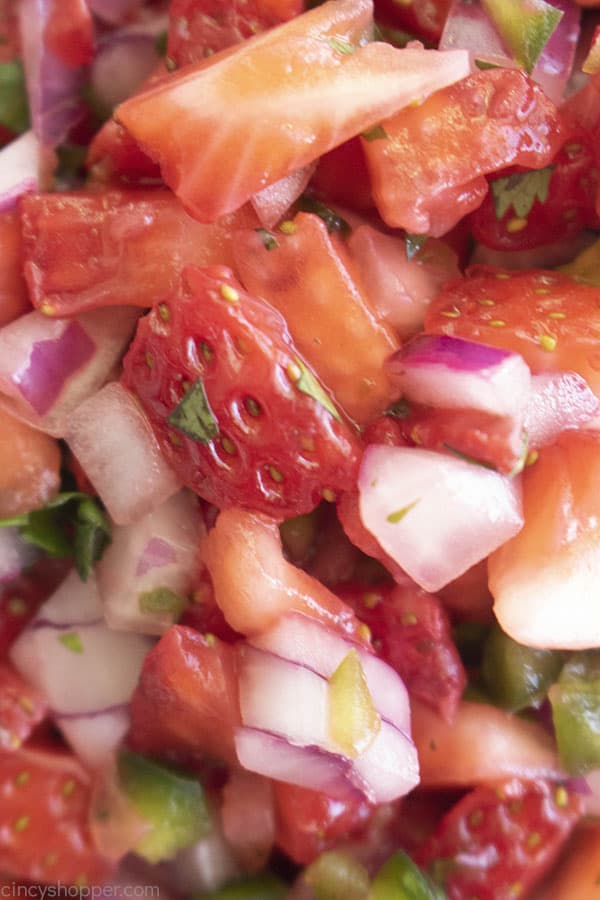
[250,612,411,735]
[10,569,152,766]
[533,0,580,104]
[525,371,599,448]
[91,24,166,113]
[583,24,600,75]
[86,0,145,25]
[19,0,86,147]
[583,770,600,816]
[66,382,180,524]
[0,131,39,213]
[97,491,205,635]
[347,225,460,340]
[251,164,317,229]
[386,334,531,418]
[236,645,419,803]
[221,771,275,871]
[0,527,38,584]
[168,813,241,895]
[358,445,524,592]
[0,307,139,436]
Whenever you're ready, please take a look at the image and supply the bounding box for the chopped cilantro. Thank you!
[167,379,219,443]
[327,37,355,55]
[362,124,389,142]
[386,499,420,524]
[291,358,342,423]
[255,227,278,250]
[297,196,350,235]
[0,60,29,134]
[384,397,412,420]
[491,167,553,221]
[58,632,84,654]
[443,444,497,470]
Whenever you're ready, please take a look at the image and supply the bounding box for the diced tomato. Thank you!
[425,266,600,400]
[0,408,61,517]
[0,742,113,884]
[116,0,469,222]
[87,120,161,183]
[335,581,466,722]
[374,0,452,43]
[44,0,94,68]
[123,265,361,518]
[411,699,564,789]
[273,782,373,865]
[0,560,68,658]
[127,625,240,767]
[201,507,366,638]
[489,432,600,649]
[543,824,600,900]
[234,212,399,425]
[310,138,374,212]
[167,0,304,67]
[21,189,259,316]
[362,69,565,236]
[179,578,241,642]
[417,778,583,900]
[0,662,47,751]
[470,131,600,251]
[437,560,494,623]
[0,210,31,327]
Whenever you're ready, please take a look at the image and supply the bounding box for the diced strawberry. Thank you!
[0,662,47,752]
[417,778,583,900]
[335,581,466,722]
[0,408,61,517]
[374,0,451,43]
[86,120,161,183]
[127,625,240,767]
[310,138,374,212]
[201,507,366,639]
[273,782,374,865]
[0,210,31,328]
[0,742,113,884]
[21,189,259,317]
[0,560,68,658]
[123,265,361,518]
[336,489,406,583]
[234,212,399,425]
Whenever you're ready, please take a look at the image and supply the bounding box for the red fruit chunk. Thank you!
[335,581,466,722]
[362,69,565,235]
[426,266,600,400]
[311,138,374,211]
[0,560,68,658]
[0,408,61,517]
[44,0,93,67]
[0,210,31,328]
[417,779,583,900]
[127,625,240,766]
[0,662,47,751]
[274,782,373,865]
[21,189,258,317]
[0,743,113,884]
[86,120,161,183]
[374,0,451,43]
[123,265,360,518]
[337,489,406,582]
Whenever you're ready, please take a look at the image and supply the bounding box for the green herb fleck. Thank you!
[386,499,420,524]
[155,30,168,57]
[492,167,553,221]
[384,397,412,419]
[443,444,497,470]
[167,379,219,443]
[474,59,501,70]
[0,60,29,134]
[362,124,389,142]
[371,851,446,899]
[297,195,350,235]
[291,358,342,423]
[327,37,355,55]
[139,587,187,620]
[255,227,278,250]
[58,632,84,655]
[405,233,428,260]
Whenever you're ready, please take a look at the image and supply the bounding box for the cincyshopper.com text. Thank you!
[1,885,161,899]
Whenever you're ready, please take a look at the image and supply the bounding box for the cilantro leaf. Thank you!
[0,60,29,134]
[327,37,355,55]
[362,124,389,142]
[491,167,553,221]
[405,233,428,260]
[292,358,342,423]
[297,196,350,235]
[0,492,111,582]
[255,227,278,250]
[167,379,219,443]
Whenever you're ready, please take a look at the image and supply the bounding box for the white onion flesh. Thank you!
[0,131,39,213]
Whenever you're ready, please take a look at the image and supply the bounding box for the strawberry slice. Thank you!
[0,663,47,752]
[0,743,113,884]
[335,581,466,722]
[116,0,469,221]
[417,778,583,900]
[0,560,68,658]
[122,265,361,518]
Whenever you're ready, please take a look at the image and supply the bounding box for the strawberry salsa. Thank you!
[4,0,600,896]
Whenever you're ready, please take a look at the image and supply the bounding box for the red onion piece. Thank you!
[525,371,599,448]
[533,0,580,103]
[10,569,152,766]
[387,334,531,418]
[358,445,524,592]
[18,0,86,147]
[91,27,164,113]
[250,612,411,734]
[0,527,38,584]
[66,382,180,525]
[583,24,600,75]
[168,815,241,895]
[236,645,419,803]
[0,306,139,436]
[251,164,317,229]
[97,491,205,635]
[0,131,39,213]
[87,0,146,25]
[221,771,275,871]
